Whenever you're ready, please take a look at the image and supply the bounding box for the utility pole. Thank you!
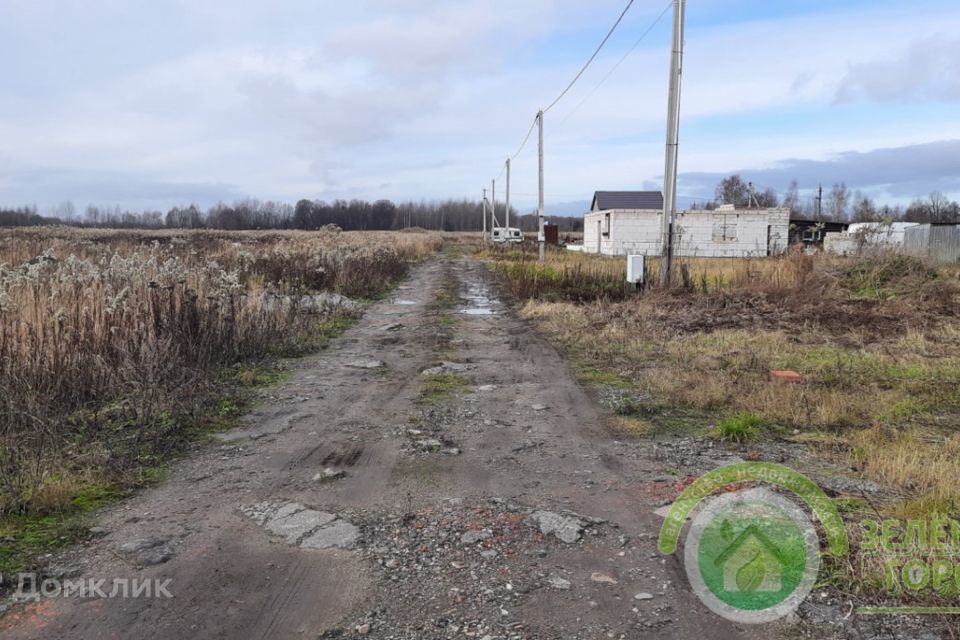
[505,158,511,232]
[816,184,823,221]
[537,110,545,261]
[482,188,488,242]
[491,179,497,230]
[659,0,686,287]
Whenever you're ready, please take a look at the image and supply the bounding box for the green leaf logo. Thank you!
[720,519,734,542]
[736,550,766,592]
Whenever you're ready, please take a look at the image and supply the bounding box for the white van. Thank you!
[492,227,523,244]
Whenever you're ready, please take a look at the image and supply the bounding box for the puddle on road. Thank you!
[392,299,417,306]
[459,280,499,316]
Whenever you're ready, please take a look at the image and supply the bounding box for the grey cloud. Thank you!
[0,165,242,211]
[837,35,960,103]
[237,70,434,149]
[679,139,960,199]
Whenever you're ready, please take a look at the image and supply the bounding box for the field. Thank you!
[2,231,959,635]
[483,244,960,604]
[0,227,440,570]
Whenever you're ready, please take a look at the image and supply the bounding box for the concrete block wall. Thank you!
[825,233,862,256]
[586,208,789,258]
[607,209,663,255]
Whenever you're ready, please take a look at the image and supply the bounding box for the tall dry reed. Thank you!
[0,228,441,515]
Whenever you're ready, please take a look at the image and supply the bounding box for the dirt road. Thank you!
[0,255,768,639]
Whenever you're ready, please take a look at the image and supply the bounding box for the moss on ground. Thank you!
[419,373,471,405]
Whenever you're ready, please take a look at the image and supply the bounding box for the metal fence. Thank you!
[903,225,960,263]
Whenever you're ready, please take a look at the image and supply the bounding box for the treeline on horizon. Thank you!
[694,175,960,224]
[0,198,586,232]
[4,176,959,231]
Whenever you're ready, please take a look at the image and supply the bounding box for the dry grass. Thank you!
[607,416,653,438]
[480,245,632,302]
[0,227,441,517]
[493,246,960,605]
[852,427,960,507]
[503,249,960,509]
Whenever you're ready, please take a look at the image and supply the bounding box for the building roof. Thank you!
[592,191,664,211]
[790,218,848,229]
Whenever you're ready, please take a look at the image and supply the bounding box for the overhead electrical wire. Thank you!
[490,0,669,194]
[557,0,673,129]
[496,114,540,180]
[542,0,636,114]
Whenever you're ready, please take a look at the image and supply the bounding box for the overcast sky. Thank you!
[2,0,959,214]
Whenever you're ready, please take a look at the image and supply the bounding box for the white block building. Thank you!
[824,222,922,256]
[582,191,790,258]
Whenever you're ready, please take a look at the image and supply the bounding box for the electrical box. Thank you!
[626,255,645,284]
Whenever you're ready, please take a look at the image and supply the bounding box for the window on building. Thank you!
[603,213,611,236]
[712,215,738,242]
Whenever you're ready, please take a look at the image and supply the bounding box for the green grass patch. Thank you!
[577,366,633,389]
[0,513,93,577]
[420,373,470,404]
[833,496,868,513]
[712,412,766,443]
[614,396,646,417]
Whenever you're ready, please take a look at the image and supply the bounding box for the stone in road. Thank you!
[0,256,774,639]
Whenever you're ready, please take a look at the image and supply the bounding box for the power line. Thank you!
[543,0,637,114]
[496,114,540,180]
[491,0,640,182]
[557,0,673,129]
[510,116,539,161]
[488,0,672,210]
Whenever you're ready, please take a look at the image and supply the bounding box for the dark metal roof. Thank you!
[591,191,664,211]
[790,218,848,230]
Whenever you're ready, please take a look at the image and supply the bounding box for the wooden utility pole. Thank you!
[538,110,545,261]
[659,0,686,286]
[491,179,496,230]
[816,184,823,221]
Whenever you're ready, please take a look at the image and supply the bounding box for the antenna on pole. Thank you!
[659,0,686,287]
[748,181,759,208]
[537,110,545,261]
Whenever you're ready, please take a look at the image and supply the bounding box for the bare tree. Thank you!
[85,205,101,225]
[782,180,799,214]
[55,200,76,220]
[826,183,850,222]
[929,192,949,222]
[755,188,779,208]
[714,175,750,207]
[851,191,879,222]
